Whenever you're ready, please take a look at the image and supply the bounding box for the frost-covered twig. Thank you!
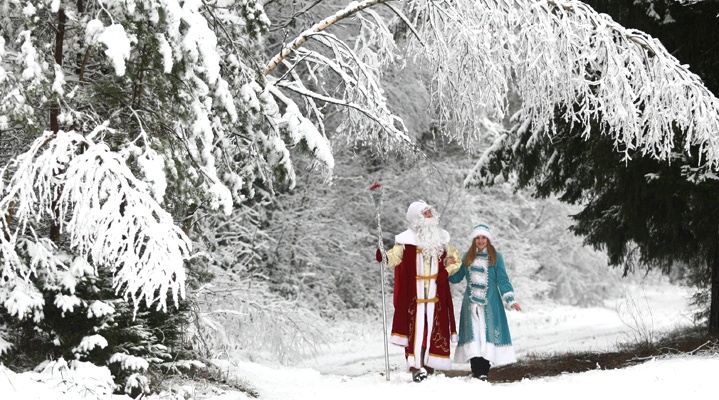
[189,274,326,364]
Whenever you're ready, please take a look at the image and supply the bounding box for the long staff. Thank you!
[370,182,390,381]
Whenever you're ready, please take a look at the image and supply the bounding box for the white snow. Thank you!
[73,335,109,355]
[109,353,150,372]
[2,280,717,400]
[97,24,133,77]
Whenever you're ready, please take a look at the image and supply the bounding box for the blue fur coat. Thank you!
[448,251,516,347]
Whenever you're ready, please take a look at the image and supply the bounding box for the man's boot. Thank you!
[411,367,428,383]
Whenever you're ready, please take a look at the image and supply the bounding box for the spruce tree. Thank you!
[475,0,719,334]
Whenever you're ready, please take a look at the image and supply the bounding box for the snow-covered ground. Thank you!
[3,280,718,400]
[294,281,698,376]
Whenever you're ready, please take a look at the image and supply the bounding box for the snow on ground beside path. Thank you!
[3,280,716,400]
[511,282,697,357]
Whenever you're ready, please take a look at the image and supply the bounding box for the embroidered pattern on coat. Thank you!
[469,254,489,305]
[431,302,451,353]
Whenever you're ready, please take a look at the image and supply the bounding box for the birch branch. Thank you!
[264,0,391,75]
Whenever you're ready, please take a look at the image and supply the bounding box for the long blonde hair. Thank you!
[462,239,497,267]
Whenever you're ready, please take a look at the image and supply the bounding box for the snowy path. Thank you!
[196,281,718,400]
[297,282,696,376]
[3,282,711,400]
[144,281,707,399]
[217,356,719,399]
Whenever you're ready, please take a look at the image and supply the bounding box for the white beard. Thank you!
[412,216,446,258]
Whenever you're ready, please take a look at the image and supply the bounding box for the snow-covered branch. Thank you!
[398,0,719,182]
[0,131,191,313]
[264,0,391,75]
[260,0,422,157]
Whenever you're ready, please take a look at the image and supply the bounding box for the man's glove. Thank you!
[376,249,383,262]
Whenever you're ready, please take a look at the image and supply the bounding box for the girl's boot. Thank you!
[470,357,490,381]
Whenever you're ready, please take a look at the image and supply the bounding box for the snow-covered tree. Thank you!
[1,0,283,393]
[3,0,719,390]
[469,0,719,334]
[257,0,719,324]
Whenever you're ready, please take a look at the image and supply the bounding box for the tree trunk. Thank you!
[710,229,719,335]
[50,9,67,243]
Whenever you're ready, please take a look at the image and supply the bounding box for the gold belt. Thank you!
[417,297,438,304]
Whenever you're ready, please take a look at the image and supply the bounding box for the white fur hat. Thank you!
[470,223,492,242]
[406,201,429,222]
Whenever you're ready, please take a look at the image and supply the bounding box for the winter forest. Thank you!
[1,0,719,398]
